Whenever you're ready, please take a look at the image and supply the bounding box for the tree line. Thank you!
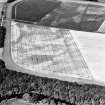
[0,60,105,105]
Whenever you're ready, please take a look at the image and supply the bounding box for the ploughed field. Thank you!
[12,0,105,32]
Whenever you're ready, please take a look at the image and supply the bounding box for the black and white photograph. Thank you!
[0,0,105,105]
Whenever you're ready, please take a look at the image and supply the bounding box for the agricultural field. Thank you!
[12,0,105,32]
[9,21,93,80]
[1,0,105,105]
[4,0,105,84]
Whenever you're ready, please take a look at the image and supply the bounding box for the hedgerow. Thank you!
[0,60,105,105]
